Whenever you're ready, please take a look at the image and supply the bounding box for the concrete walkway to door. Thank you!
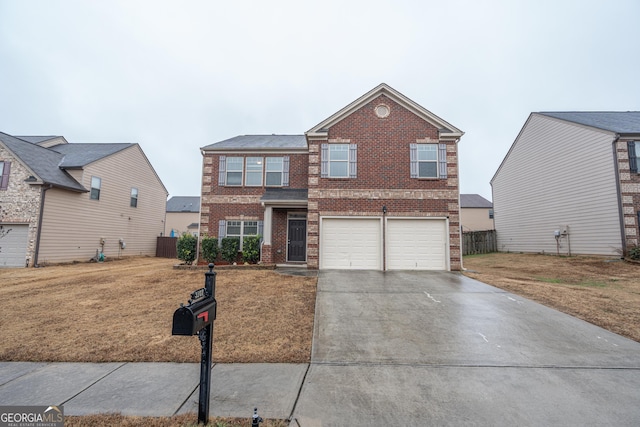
[289,270,640,426]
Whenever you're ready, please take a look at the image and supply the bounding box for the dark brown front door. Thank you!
[288,219,307,262]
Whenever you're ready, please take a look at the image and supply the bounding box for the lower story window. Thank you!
[225,220,258,250]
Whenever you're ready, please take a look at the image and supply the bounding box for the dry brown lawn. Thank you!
[0,257,316,363]
[463,253,640,342]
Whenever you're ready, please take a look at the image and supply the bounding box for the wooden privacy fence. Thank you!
[157,236,178,258]
[462,230,497,255]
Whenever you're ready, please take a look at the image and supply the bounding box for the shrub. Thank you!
[242,235,261,264]
[200,235,219,263]
[628,245,640,260]
[176,233,197,265]
[220,237,240,264]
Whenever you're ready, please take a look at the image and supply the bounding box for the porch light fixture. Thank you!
[382,205,387,214]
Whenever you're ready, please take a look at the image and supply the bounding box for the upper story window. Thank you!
[410,143,448,179]
[90,176,101,200]
[0,161,10,190]
[245,157,263,186]
[226,157,243,186]
[489,209,494,219]
[130,187,138,208]
[321,143,357,178]
[266,157,284,186]
[218,155,289,187]
[629,141,639,174]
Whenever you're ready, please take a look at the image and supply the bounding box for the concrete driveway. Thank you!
[290,270,640,426]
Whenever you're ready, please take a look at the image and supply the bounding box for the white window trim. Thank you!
[417,144,438,178]
[265,157,284,187]
[329,144,349,178]
[245,157,263,187]
[226,157,244,186]
[90,176,101,200]
[225,220,259,250]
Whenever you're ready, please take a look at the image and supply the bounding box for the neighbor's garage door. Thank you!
[321,218,381,269]
[386,219,447,270]
[0,224,29,268]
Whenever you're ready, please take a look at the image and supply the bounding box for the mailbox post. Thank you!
[172,263,217,425]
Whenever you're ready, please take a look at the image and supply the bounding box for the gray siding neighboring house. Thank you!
[0,132,168,267]
[491,112,640,256]
[460,194,494,231]
[165,196,200,237]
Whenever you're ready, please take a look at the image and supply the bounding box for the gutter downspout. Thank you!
[611,134,626,257]
[33,184,53,267]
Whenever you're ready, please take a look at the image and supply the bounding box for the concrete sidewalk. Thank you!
[0,361,308,420]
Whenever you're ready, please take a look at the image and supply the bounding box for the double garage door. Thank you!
[320,217,448,270]
[0,224,29,268]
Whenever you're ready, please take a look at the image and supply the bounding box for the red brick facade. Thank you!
[200,84,463,270]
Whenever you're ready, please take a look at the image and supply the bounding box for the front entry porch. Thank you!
[260,189,308,265]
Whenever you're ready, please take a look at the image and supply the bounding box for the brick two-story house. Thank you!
[200,84,464,270]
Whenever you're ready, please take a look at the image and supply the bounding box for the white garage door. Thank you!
[321,218,381,269]
[0,224,29,268]
[386,219,447,270]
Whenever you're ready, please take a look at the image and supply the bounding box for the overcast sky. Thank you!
[1,0,639,201]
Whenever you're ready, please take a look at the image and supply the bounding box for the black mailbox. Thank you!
[172,298,217,336]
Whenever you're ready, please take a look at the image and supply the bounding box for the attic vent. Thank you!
[375,104,390,118]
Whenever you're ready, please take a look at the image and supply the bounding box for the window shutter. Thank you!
[349,144,357,178]
[629,141,638,174]
[438,144,447,179]
[218,220,226,247]
[0,161,10,190]
[283,156,290,187]
[218,156,226,186]
[321,143,329,178]
[410,144,418,178]
[257,220,264,237]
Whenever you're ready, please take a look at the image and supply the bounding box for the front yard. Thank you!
[0,257,317,363]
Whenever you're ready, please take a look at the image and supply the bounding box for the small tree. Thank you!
[220,237,240,264]
[242,235,261,264]
[201,235,219,263]
[176,233,197,265]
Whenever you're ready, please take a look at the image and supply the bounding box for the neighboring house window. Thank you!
[245,157,263,186]
[410,143,448,179]
[222,220,260,250]
[90,176,101,200]
[0,161,9,190]
[266,157,284,186]
[226,157,243,186]
[489,209,494,219]
[321,143,357,178]
[629,141,639,174]
[130,187,138,207]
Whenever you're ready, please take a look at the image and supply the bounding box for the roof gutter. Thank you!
[611,134,626,256]
[33,184,53,267]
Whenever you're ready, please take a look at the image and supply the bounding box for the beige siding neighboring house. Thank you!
[460,194,494,231]
[165,196,200,237]
[491,112,640,256]
[0,132,168,267]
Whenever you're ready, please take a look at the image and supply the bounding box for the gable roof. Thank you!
[52,143,134,168]
[460,194,492,208]
[539,112,640,135]
[0,132,87,191]
[306,83,464,140]
[166,196,201,213]
[202,135,307,151]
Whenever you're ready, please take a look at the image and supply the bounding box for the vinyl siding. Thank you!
[460,208,494,231]
[38,145,167,263]
[492,114,621,255]
[165,212,200,236]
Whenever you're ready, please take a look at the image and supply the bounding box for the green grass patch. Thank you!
[535,277,564,284]
[575,281,607,288]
